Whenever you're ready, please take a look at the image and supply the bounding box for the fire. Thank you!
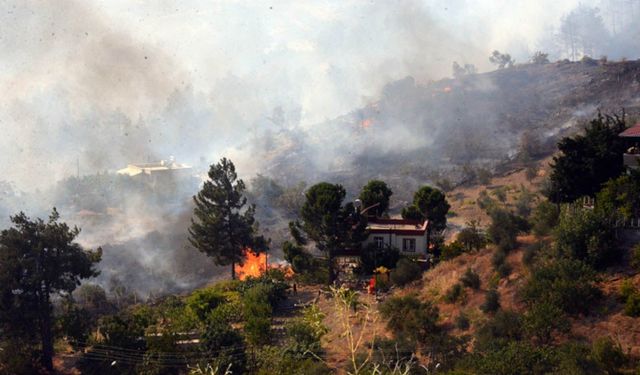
[235,251,267,280]
[234,249,296,281]
[442,86,452,93]
[360,118,374,129]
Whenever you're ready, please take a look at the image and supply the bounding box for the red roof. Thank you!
[620,123,640,137]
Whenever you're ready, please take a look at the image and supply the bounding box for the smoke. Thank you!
[1,0,639,296]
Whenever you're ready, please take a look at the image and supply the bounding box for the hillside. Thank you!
[261,59,640,203]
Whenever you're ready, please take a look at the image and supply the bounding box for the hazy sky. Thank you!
[0,0,592,189]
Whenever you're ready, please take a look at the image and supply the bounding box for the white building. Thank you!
[363,218,430,256]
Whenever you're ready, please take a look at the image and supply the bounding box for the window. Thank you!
[374,236,384,249]
[402,238,416,252]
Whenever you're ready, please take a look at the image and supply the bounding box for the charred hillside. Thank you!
[261,59,640,203]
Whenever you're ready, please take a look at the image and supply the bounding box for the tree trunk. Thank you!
[327,250,335,285]
[231,261,236,280]
[40,296,54,372]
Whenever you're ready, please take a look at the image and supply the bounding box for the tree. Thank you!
[402,185,450,250]
[521,259,600,315]
[530,51,550,64]
[487,208,529,252]
[0,209,101,371]
[452,61,478,78]
[189,158,267,280]
[293,182,366,284]
[545,112,627,203]
[358,180,393,218]
[554,205,619,269]
[489,50,515,68]
[559,5,610,60]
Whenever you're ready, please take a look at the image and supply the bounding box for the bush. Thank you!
[242,285,273,345]
[444,283,466,304]
[592,337,627,374]
[619,279,635,301]
[474,310,523,352]
[201,316,247,373]
[530,200,560,237]
[554,205,619,269]
[441,240,465,260]
[455,313,470,331]
[487,208,528,252]
[480,289,500,313]
[521,259,601,315]
[457,220,486,252]
[492,249,512,278]
[523,302,570,345]
[477,168,492,185]
[480,288,501,313]
[522,242,544,268]
[390,258,422,286]
[380,294,440,344]
[360,243,400,274]
[186,287,226,322]
[624,292,640,317]
[460,268,481,290]
[631,244,640,271]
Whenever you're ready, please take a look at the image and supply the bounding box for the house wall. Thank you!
[364,232,427,255]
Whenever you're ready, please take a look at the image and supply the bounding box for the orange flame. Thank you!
[360,118,374,129]
[235,251,267,280]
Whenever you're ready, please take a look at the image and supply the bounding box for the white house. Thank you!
[363,218,430,256]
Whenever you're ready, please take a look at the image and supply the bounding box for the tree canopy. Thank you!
[402,185,450,232]
[545,112,627,203]
[358,180,393,218]
[0,209,101,371]
[189,158,267,280]
[292,182,366,283]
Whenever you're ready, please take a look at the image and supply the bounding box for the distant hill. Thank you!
[258,59,640,202]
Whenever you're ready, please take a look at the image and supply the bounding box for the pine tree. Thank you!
[0,208,101,371]
[189,158,267,280]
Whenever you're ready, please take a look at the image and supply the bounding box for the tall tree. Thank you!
[402,186,450,250]
[358,180,393,217]
[545,112,627,203]
[293,182,366,284]
[0,209,101,371]
[189,158,267,280]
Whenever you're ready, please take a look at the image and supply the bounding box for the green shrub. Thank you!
[624,292,640,317]
[480,288,501,313]
[444,283,466,304]
[390,258,422,286]
[455,313,470,331]
[201,316,247,373]
[521,259,601,315]
[457,220,486,252]
[492,249,512,278]
[186,287,226,322]
[242,285,273,345]
[522,242,544,268]
[360,243,400,274]
[554,205,619,269]
[487,208,528,252]
[631,244,640,271]
[474,310,523,352]
[530,200,559,236]
[523,302,569,345]
[441,240,465,260]
[592,337,627,374]
[619,279,635,301]
[460,268,481,290]
[380,294,440,344]
[496,262,512,278]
